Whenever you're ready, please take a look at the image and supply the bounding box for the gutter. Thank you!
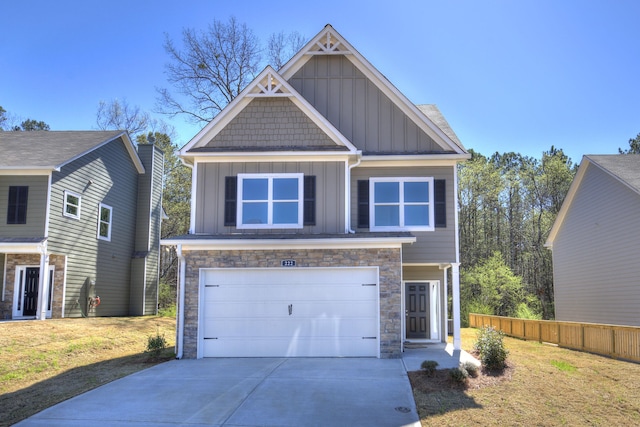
[346,152,362,233]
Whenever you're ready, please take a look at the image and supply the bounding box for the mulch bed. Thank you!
[408,362,514,393]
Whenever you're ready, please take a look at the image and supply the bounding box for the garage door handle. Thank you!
[288,304,293,315]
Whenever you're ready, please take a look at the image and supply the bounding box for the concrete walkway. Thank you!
[402,343,480,371]
[15,345,479,427]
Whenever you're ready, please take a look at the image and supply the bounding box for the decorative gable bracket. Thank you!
[246,71,292,98]
[306,30,352,55]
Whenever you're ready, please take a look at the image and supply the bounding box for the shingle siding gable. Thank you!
[204,98,337,149]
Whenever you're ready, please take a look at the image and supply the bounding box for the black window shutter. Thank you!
[434,179,446,228]
[303,176,316,226]
[7,186,28,224]
[357,180,369,228]
[223,177,237,227]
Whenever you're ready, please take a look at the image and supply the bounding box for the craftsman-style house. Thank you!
[163,25,469,358]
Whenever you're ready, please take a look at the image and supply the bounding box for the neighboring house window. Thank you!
[237,173,304,229]
[63,190,82,219]
[97,203,113,240]
[7,186,28,224]
[369,177,434,231]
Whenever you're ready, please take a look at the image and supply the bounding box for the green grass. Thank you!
[550,359,577,372]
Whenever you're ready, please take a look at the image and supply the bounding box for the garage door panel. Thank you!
[201,268,379,357]
[204,300,377,319]
[204,317,379,339]
[203,337,378,358]
[205,284,376,302]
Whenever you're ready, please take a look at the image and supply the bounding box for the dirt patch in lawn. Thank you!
[0,316,175,427]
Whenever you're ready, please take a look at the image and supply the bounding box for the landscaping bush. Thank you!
[449,367,469,384]
[460,361,479,378]
[145,328,167,357]
[474,326,509,370]
[420,360,439,376]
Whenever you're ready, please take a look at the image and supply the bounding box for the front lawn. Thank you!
[0,316,175,427]
[410,328,640,426]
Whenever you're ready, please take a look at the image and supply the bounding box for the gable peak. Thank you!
[307,26,351,55]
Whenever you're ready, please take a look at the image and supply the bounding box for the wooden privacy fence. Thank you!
[469,313,640,363]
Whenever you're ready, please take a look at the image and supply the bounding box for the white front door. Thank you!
[200,267,379,358]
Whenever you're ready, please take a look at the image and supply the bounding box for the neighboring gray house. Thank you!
[545,154,640,326]
[163,25,470,359]
[0,131,163,319]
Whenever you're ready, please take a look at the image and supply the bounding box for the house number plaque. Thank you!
[281,259,296,267]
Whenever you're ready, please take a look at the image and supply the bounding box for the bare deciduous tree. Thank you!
[96,99,150,137]
[267,30,307,70]
[156,16,261,124]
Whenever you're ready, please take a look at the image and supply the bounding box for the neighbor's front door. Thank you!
[405,282,429,339]
[22,267,39,316]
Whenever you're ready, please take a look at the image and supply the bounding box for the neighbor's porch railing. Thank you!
[469,313,640,363]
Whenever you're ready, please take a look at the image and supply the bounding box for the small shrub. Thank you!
[474,326,509,370]
[145,329,167,357]
[449,367,469,384]
[420,360,439,376]
[461,361,479,378]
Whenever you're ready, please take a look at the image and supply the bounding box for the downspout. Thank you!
[37,240,49,320]
[346,151,362,233]
[452,162,462,350]
[176,244,186,359]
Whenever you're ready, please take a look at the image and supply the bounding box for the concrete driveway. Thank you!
[15,358,420,427]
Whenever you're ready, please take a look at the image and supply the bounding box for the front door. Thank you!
[23,267,39,316]
[405,283,429,339]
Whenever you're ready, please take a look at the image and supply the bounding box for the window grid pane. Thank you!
[370,178,433,230]
[238,174,302,228]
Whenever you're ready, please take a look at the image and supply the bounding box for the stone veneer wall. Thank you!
[181,247,402,359]
[1,254,66,319]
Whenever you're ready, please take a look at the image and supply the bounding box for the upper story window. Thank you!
[369,177,434,231]
[237,173,303,229]
[63,190,82,219]
[97,203,113,241]
[7,186,28,224]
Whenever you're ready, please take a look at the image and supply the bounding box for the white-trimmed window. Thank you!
[97,203,113,241]
[63,190,82,219]
[237,173,303,229]
[369,177,434,231]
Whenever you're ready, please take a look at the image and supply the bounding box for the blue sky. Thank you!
[2,0,639,163]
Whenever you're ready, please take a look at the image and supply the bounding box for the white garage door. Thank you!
[201,267,379,357]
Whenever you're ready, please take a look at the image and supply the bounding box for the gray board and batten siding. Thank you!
[195,161,345,235]
[0,175,48,238]
[288,55,448,154]
[351,166,457,263]
[48,136,140,317]
[552,161,640,327]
